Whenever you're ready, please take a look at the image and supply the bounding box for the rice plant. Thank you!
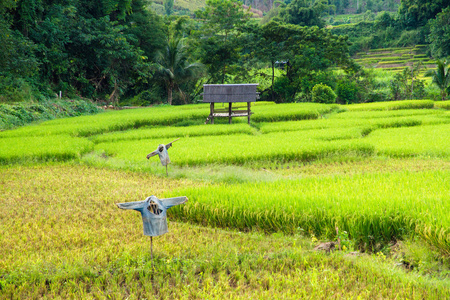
[95,128,373,167]
[345,100,435,111]
[365,123,450,158]
[91,123,256,144]
[167,170,450,254]
[2,166,449,298]
[0,135,93,164]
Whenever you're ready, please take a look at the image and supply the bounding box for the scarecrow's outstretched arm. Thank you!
[161,196,188,209]
[146,150,158,159]
[165,138,180,150]
[116,200,147,210]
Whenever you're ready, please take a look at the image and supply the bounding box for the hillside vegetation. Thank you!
[2,0,449,107]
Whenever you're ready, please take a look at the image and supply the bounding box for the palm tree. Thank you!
[154,38,203,105]
[426,59,450,101]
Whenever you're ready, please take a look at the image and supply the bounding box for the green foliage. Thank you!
[388,64,427,100]
[1,0,164,102]
[272,77,297,103]
[164,0,174,15]
[428,6,450,58]
[398,0,450,28]
[248,21,352,102]
[426,59,450,100]
[0,99,100,130]
[0,74,36,103]
[336,78,359,104]
[194,0,252,84]
[277,0,330,27]
[311,84,337,104]
[154,38,204,105]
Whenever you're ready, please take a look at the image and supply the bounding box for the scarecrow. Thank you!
[146,138,179,175]
[117,195,188,259]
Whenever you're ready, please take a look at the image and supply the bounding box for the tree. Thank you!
[428,6,450,58]
[277,0,330,28]
[398,0,450,28]
[243,21,290,101]
[195,0,251,84]
[426,59,450,100]
[246,21,353,102]
[164,0,174,15]
[3,0,162,101]
[154,38,203,105]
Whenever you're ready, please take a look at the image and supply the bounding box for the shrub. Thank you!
[311,84,337,104]
[0,99,100,130]
[337,80,359,104]
[272,77,297,103]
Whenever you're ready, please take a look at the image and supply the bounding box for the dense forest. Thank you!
[1,0,449,108]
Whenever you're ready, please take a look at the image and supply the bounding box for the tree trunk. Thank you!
[271,60,275,101]
[222,64,226,84]
[168,85,173,105]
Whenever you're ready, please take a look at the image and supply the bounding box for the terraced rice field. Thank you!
[354,45,436,72]
[1,100,450,298]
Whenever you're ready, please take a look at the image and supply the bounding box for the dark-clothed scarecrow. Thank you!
[146,138,179,175]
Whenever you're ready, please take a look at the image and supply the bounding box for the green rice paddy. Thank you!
[2,100,450,298]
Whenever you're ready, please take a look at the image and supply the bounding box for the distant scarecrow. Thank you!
[146,138,179,175]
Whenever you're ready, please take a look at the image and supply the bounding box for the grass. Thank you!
[257,113,448,134]
[365,123,450,158]
[2,101,450,297]
[94,129,373,167]
[0,135,93,164]
[435,100,450,110]
[1,165,449,298]
[167,170,450,253]
[345,100,435,111]
[0,102,332,138]
[91,123,257,144]
[250,102,338,122]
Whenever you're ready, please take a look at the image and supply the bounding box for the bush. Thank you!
[272,77,297,103]
[311,84,337,104]
[337,80,359,104]
[0,99,100,130]
[0,75,35,103]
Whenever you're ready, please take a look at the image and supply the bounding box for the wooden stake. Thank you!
[336,226,341,251]
[150,236,154,278]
